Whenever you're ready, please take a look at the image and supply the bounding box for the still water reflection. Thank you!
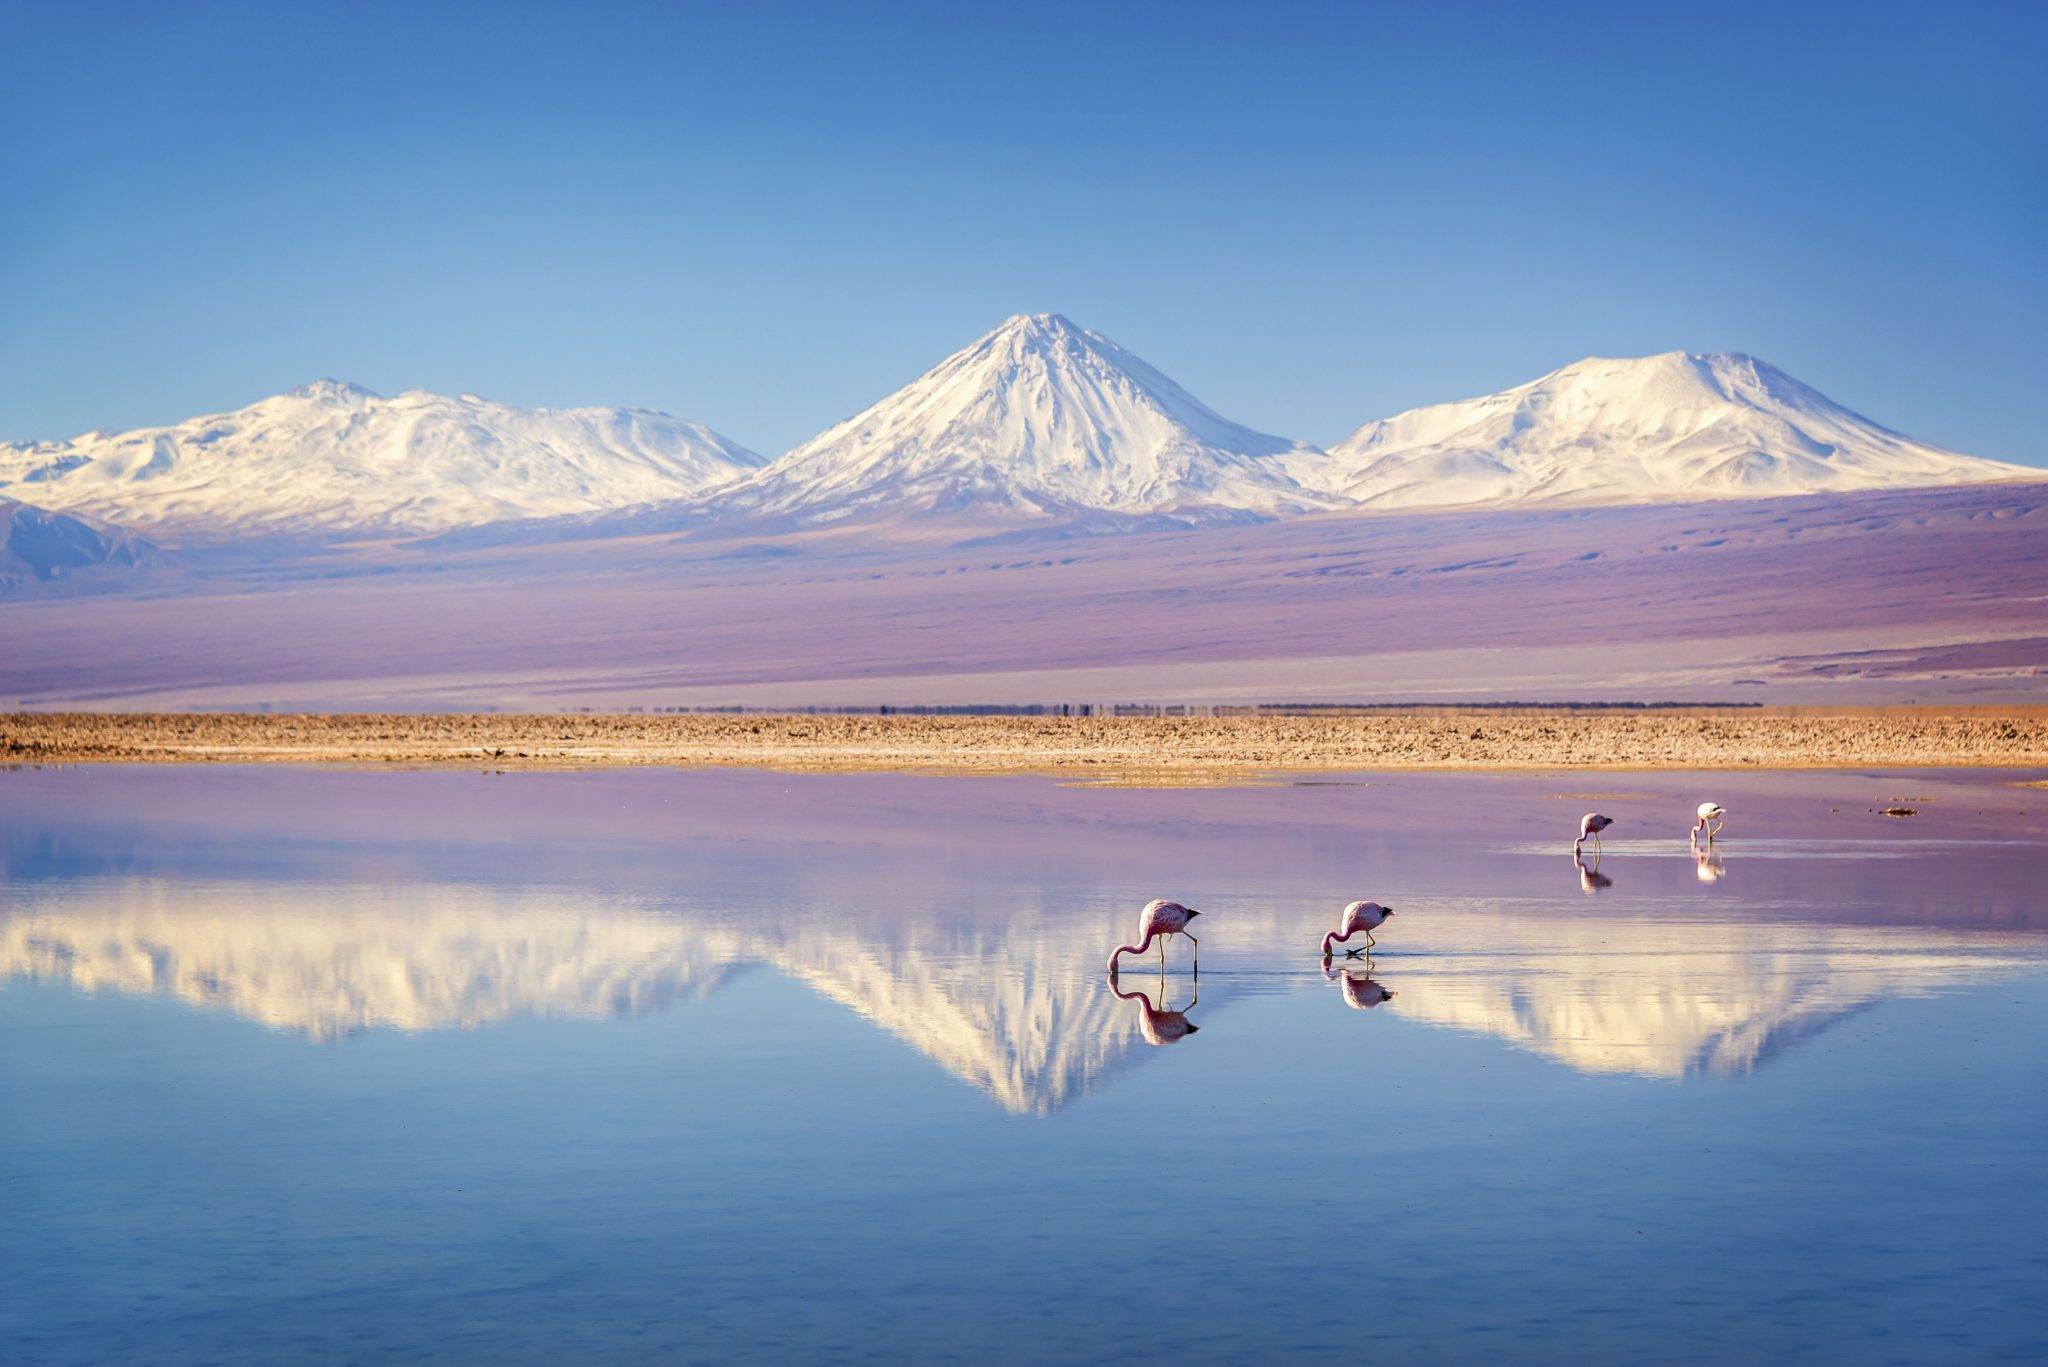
[4,870,2035,1098]
[3,765,2045,1363]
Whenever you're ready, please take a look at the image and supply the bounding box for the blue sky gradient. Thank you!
[4,0,2043,463]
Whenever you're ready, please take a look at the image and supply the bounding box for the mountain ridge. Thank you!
[0,382,766,540]
[1316,350,2030,510]
[3,326,2035,552]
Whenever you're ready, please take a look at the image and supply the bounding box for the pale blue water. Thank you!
[3,765,2045,1364]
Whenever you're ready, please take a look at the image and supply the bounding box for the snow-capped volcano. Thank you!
[1317,352,2032,511]
[704,313,1338,531]
[0,382,765,540]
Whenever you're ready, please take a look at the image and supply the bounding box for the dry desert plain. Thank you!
[3,485,2046,711]
[6,708,2046,777]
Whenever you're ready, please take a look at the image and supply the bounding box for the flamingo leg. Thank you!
[1184,932,1199,974]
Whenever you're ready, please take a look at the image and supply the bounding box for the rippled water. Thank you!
[3,765,2045,1364]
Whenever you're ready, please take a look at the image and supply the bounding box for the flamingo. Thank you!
[1575,812,1614,856]
[1108,972,1200,1045]
[1692,802,1726,843]
[1106,898,1201,977]
[1320,900,1395,959]
[1324,964,1396,1010]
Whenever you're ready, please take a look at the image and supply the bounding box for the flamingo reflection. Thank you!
[1695,848,1726,883]
[1575,854,1612,893]
[1108,968,1200,1045]
[1323,963,1396,1010]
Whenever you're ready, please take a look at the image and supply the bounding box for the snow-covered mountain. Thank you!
[698,313,1339,532]
[7,341,2034,551]
[0,380,765,540]
[1319,351,2031,511]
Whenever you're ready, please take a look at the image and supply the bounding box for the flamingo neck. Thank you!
[1107,930,1157,973]
[1321,928,1347,955]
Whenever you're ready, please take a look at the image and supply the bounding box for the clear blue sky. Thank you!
[4,0,2043,463]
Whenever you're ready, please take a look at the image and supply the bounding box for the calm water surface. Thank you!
[3,765,2045,1364]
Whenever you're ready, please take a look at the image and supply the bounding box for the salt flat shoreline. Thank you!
[4,709,2046,776]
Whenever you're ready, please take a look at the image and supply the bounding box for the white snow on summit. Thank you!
[0,381,765,539]
[706,313,1340,530]
[1316,351,2032,511]
[5,338,2031,548]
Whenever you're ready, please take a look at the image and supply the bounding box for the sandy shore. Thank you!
[4,709,2046,777]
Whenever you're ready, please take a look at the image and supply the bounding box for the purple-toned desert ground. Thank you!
[4,483,2044,709]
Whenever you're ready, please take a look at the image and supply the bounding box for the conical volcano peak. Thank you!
[993,311,1080,334]
[700,315,1336,530]
[970,312,1112,368]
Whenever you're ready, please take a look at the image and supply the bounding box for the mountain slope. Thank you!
[0,380,765,540]
[698,313,1339,532]
[1320,352,2033,510]
[0,496,157,584]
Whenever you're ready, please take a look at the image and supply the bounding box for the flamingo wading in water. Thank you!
[1106,899,1201,977]
[1693,802,1726,843]
[1575,813,1614,856]
[1321,900,1396,959]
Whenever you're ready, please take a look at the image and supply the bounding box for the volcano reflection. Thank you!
[2,876,2040,1103]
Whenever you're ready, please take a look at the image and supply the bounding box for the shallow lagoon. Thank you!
[3,765,2045,1364]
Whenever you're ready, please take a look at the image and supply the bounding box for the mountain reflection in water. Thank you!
[5,877,2039,1107]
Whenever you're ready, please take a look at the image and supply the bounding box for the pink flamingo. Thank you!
[1108,974,1200,1045]
[1106,898,1201,978]
[1575,812,1614,856]
[1320,900,1395,959]
[1692,802,1725,844]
